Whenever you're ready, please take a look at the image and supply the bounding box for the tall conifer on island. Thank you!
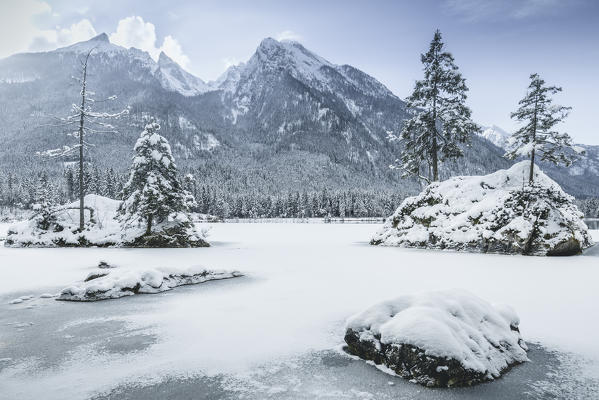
[390,29,478,183]
[118,121,207,247]
[506,73,577,184]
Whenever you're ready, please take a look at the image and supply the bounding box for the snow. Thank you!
[5,194,205,247]
[58,265,242,301]
[216,37,394,100]
[373,161,593,255]
[5,194,125,247]
[156,52,210,96]
[346,290,528,377]
[0,223,598,399]
[478,125,511,149]
[193,133,220,151]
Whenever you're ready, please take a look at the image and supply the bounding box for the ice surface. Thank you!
[0,223,598,399]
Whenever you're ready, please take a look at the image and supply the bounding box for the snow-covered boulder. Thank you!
[372,161,593,255]
[344,290,528,387]
[5,194,209,248]
[57,265,243,301]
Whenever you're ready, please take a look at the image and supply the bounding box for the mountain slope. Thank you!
[0,35,596,199]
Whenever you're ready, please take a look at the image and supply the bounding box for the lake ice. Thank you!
[1,222,598,399]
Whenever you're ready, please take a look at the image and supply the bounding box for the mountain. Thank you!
[156,51,210,96]
[0,34,596,199]
[479,125,511,150]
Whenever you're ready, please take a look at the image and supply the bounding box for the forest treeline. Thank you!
[0,167,407,219]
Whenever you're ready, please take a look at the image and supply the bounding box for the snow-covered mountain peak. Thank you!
[90,32,110,43]
[479,125,511,149]
[158,51,175,66]
[56,32,124,54]
[252,37,332,76]
[155,51,210,96]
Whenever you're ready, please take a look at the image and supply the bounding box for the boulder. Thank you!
[371,162,593,255]
[344,290,528,387]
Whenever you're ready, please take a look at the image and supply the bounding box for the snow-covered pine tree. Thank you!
[32,173,58,231]
[390,30,478,183]
[506,73,577,183]
[64,168,75,201]
[118,121,207,247]
[103,168,117,199]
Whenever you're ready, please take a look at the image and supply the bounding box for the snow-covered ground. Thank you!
[0,223,598,399]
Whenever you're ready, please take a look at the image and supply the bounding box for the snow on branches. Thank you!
[118,121,200,246]
[390,30,478,183]
[506,73,578,183]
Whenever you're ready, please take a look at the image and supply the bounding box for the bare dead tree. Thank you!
[38,48,128,230]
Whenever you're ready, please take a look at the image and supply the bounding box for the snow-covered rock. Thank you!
[5,194,209,248]
[344,290,528,387]
[372,161,594,256]
[57,265,243,301]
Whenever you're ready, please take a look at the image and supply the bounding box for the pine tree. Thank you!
[118,121,191,237]
[33,173,58,230]
[390,30,478,183]
[506,73,576,183]
[104,168,117,199]
[65,168,75,201]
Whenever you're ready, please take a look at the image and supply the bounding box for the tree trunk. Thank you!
[529,94,539,184]
[529,147,535,184]
[431,135,438,182]
[146,214,153,235]
[431,64,439,182]
[431,90,439,182]
[78,55,89,231]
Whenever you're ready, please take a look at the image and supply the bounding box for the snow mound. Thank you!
[345,290,528,387]
[5,194,208,248]
[372,161,593,255]
[57,265,243,301]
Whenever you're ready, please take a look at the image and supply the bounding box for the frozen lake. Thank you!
[1,223,598,399]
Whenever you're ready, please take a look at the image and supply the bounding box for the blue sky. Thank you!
[1,0,598,143]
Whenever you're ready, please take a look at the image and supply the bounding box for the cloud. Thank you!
[109,16,158,56]
[221,57,241,71]
[275,30,302,42]
[160,35,190,70]
[0,0,97,56]
[443,0,567,21]
[0,8,191,71]
[29,19,97,51]
[0,0,52,57]
[109,16,191,70]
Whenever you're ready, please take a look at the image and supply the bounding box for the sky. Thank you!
[1,0,598,144]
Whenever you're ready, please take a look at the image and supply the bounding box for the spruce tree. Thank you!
[506,73,576,183]
[33,173,58,230]
[391,30,478,183]
[118,121,190,236]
